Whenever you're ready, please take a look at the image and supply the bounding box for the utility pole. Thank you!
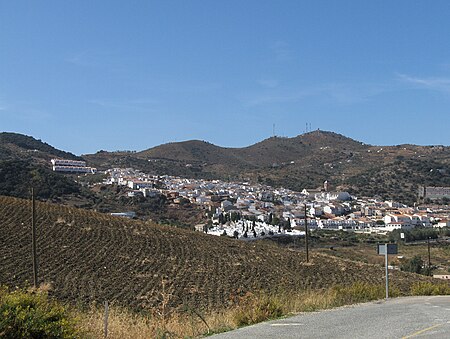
[104,300,109,337]
[304,203,309,263]
[31,187,38,288]
[427,237,431,276]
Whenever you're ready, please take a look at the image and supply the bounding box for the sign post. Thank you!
[304,204,309,263]
[384,248,389,299]
[377,243,398,299]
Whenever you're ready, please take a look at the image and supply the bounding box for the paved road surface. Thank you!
[211,296,450,338]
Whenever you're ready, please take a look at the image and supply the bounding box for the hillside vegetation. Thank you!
[0,159,81,200]
[0,132,86,201]
[85,131,450,205]
[0,132,80,162]
[1,131,450,206]
[0,195,434,314]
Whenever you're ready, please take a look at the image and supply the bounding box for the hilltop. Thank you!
[0,132,80,163]
[0,195,433,312]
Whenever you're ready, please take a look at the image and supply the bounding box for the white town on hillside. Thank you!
[52,159,450,240]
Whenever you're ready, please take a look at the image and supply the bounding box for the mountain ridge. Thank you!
[2,131,450,205]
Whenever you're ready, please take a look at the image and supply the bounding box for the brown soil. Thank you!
[0,195,435,313]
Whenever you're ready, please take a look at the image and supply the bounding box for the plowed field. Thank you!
[0,195,431,312]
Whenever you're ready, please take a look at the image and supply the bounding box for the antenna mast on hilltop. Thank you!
[273,123,276,137]
[305,122,312,134]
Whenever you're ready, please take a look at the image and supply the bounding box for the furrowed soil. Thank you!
[0,195,434,313]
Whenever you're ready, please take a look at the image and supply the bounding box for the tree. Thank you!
[272,216,280,226]
[218,213,225,225]
[284,218,292,231]
[401,255,424,274]
[231,212,240,222]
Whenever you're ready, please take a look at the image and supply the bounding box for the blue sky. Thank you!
[1,1,450,155]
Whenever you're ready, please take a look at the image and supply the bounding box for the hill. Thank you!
[0,133,86,201]
[0,132,80,162]
[0,134,205,225]
[3,131,450,206]
[0,195,433,312]
[84,131,450,205]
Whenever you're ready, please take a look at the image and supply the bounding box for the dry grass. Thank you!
[78,282,396,338]
[79,305,233,338]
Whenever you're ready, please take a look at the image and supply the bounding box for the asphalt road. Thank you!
[211,296,450,338]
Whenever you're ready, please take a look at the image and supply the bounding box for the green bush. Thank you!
[0,287,80,338]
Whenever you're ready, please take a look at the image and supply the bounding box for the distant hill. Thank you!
[3,131,450,206]
[0,195,432,312]
[136,131,366,167]
[84,131,450,205]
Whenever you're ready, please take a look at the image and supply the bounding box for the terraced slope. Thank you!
[0,196,432,312]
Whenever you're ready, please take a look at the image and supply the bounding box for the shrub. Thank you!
[233,293,284,326]
[0,287,80,338]
[332,282,399,304]
[400,255,423,274]
[410,282,450,296]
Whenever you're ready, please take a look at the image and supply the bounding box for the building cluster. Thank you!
[103,168,450,237]
[419,186,450,201]
[51,159,97,174]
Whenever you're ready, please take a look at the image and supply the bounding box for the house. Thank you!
[141,189,159,198]
[413,214,432,227]
[433,275,450,280]
[323,203,346,216]
[111,211,136,219]
[435,219,450,228]
[221,200,233,209]
[127,190,143,197]
[384,221,413,232]
[310,205,324,216]
[194,224,207,232]
[196,196,209,204]
[383,214,412,227]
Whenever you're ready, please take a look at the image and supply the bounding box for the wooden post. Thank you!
[104,301,109,337]
[427,237,431,276]
[304,204,309,263]
[31,188,38,288]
